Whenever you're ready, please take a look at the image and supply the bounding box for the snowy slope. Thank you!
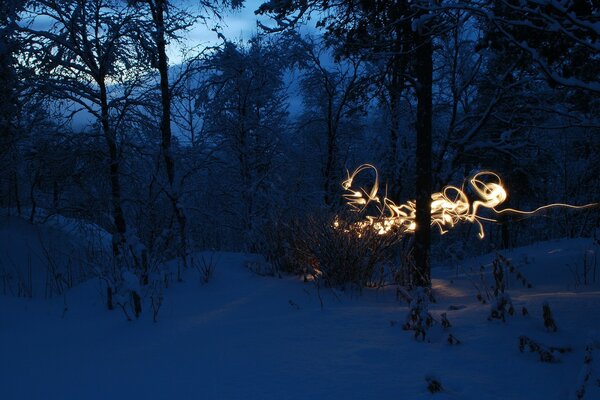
[1,232,599,399]
[0,211,110,298]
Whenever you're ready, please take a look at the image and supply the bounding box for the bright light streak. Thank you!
[341,164,597,238]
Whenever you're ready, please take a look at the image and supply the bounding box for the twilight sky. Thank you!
[171,0,268,62]
[172,0,319,63]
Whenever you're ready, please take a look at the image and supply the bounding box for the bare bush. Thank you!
[0,252,32,298]
[519,335,571,363]
[403,287,434,341]
[542,302,558,332]
[263,212,401,289]
[192,252,219,284]
[426,376,443,393]
[570,245,598,288]
[574,334,600,400]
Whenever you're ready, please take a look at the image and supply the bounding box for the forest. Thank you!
[0,1,599,399]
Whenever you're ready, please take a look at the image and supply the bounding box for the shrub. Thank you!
[261,211,401,289]
[519,335,571,363]
[403,287,434,341]
[542,301,558,332]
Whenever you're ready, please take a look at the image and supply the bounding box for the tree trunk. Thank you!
[12,170,21,216]
[387,78,401,200]
[323,99,335,207]
[100,80,127,259]
[413,35,433,288]
[155,0,188,266]
[386,30,407,202]
[1,4,19,216]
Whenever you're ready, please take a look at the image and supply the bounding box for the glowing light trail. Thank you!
[341,164,597,238]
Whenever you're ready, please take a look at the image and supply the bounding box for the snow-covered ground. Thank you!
[1,217,599,399]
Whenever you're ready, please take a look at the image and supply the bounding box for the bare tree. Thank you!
[0,0,23,212]
[257,0,445,287]
[129,0,243,266]
[425,0,600,93]
[20,0,145,260]
[296,36,369,207]
[201,37,288,250]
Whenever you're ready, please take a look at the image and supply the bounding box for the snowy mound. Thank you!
[0,211,110,298]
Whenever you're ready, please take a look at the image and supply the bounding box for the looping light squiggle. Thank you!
[341,164,597,238]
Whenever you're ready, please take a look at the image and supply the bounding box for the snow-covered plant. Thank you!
[403,287,434,341]
[0,251,32,298]
[126,232,150,285]
[573,333,600,400]
[150,292,162,323]
[147,273,164,323]
[488,255,514,321]
[192,252,219,284]
[143,260,179,323]
[487,253,533,322]
[200,36,289,253]
[488,292,514,322]
[473,266,490,305]
[391,243,420,290]
[518,335,571,363]
[492,255,506,296]
[440,312,451,329]
[465,251,534,308]
[245,257,279,278]
[542,302,558,332]
[496,253,533,289]
[447,334,461,346]
[441,313,462,345]
[570,245,598,288]
[111,269,142,321]
[426,375,443,394]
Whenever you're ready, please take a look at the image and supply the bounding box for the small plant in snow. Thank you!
[0,253,33,298]
[112,269,142,321]
[447,334,461,345]
[150,292,163,323]
[132,292,142,318]
[488,292,515,322]
[492,253,532,294]
[146,271,165,323]
[518,335,571,363]
[570,246,598,288]
[288,299,300,310]
[492,255,506,296]
[403,287,434,341]
[192,252,219,284]
[486,253,535,322]
[573,333,600,400]
[126,232,150,285]
[426,375,443,393]
[496,253,533,289]
[440,312,451,329]
[465,253,534,309]
[543,301,558,332]
[488,255,514,321]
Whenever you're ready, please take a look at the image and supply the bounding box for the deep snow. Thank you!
[1,217,599,399]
